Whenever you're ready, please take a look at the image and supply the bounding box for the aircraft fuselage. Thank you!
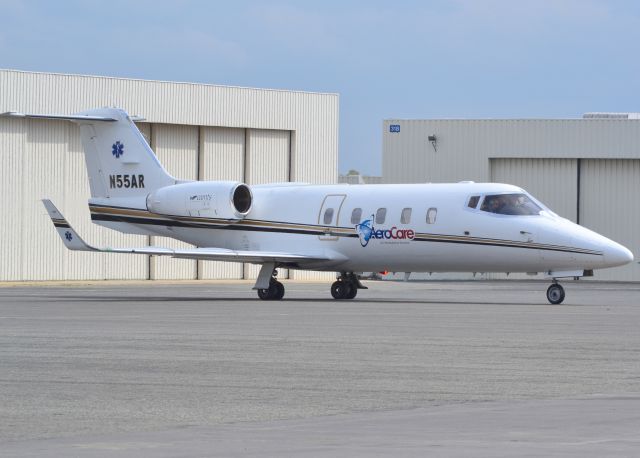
[89,182,631,275]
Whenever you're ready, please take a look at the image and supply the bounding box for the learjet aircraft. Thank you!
[2,108,633,303]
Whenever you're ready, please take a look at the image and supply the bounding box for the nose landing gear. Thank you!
[546,282,565,304]
[331,272,365,300]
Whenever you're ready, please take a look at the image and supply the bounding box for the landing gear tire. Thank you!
[257,287,271,300]
[546,283,565,305]
[331,281,354,300]
[345,285,358,299]
[258,280,285,300]
[274,281,285,300]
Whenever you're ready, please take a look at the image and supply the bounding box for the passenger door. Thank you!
[318,194,346,241]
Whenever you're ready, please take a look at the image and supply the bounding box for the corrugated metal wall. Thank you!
[0,117,23,280]
[384,119,640,184]
[0,118,149,281]
[0,70,338,184]
[0,70,339,282]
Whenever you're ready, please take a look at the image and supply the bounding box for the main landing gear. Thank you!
[546,282,565,305]
[257,269,285,301]
[331,272,366,300]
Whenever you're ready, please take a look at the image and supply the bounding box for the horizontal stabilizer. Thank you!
[42,199,332,265]
[1,111,117,122]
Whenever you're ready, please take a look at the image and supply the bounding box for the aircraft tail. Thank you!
[2,107,175,198]
[74,108,175,198]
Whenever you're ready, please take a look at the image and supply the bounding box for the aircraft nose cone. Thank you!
[604,242,634,268]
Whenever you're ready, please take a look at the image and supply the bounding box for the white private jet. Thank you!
[3,108,633,304]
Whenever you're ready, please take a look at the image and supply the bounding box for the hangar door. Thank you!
[198,127,246,280]
[491,158,639,282]
[150,126,292,281]
[579,160,639,282]
[490,158,578,222]
[244,129,291,280]
[150,124,199,280]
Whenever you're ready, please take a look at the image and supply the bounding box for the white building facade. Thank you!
[0,70,338,281]
[383,117,640,281]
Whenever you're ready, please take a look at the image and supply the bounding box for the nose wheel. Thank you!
[546,283,565,304]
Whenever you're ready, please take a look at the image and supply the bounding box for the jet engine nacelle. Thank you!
[146,181,253,222]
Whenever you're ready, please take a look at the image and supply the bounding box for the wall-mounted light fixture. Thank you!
[428,134,437,152]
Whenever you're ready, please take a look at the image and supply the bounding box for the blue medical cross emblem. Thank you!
[112,141,124,158]
[65,231,73,241]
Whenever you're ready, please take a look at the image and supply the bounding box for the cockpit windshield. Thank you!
[479,193,542,216]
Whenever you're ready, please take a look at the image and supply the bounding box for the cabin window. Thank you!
[426,207,437,224]
[323,208,334,225]
[401,207,412,224]
[375,208,387,224]
[351,208,363,224]
[467,196,480,209]
[479,193,542,216]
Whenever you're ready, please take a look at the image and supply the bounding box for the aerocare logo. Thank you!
[355,215,415,247]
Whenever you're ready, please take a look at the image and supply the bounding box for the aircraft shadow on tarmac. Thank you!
[45,294,561,307]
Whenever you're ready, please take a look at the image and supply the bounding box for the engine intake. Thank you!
[232,183,252,214]
[146,181,253,222]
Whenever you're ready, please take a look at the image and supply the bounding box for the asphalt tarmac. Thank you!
[1,280,639,456]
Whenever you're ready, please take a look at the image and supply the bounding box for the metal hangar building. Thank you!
[0,69,338,282]
[383,116,640,281]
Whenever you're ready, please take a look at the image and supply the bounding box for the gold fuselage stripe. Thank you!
[88,204,602,256]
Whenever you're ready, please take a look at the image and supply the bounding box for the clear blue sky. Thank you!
[2,0,640,175]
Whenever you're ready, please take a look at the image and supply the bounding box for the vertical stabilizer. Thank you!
[72,108,175,198]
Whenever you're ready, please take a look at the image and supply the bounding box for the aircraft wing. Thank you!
[42,199,332,265]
